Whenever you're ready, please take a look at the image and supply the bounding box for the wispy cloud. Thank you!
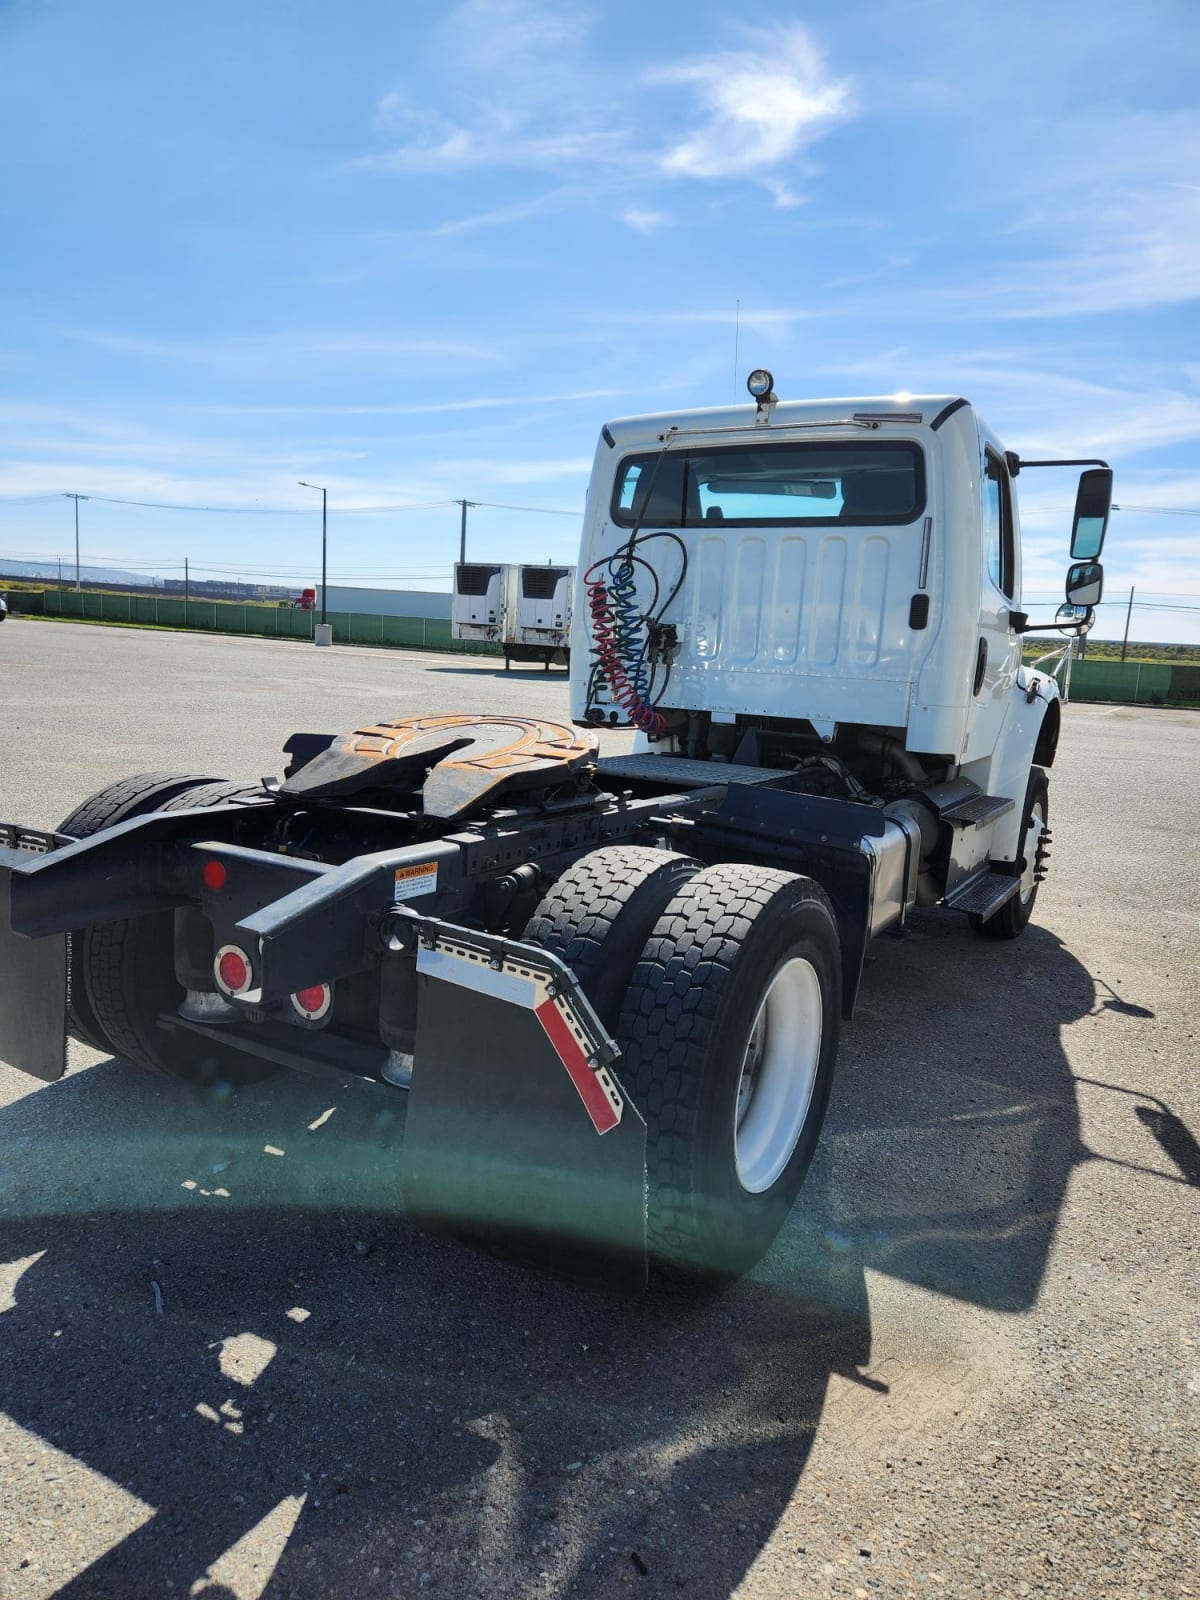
[351,8,853,208]
[654,28,851,183]
[621,207,670,234]
[195,387,624,418]
[68,328,502,367]
[433,187,572,236]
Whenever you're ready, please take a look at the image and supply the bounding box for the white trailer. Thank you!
[504,563,573,670]
[451,562,514,645]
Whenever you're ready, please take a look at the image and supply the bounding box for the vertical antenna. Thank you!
[732,298,740,399]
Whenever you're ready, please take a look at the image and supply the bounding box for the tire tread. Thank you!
[617,864,838,1270]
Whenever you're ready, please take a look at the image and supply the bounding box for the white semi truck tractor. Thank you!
[0,376,1111,1285]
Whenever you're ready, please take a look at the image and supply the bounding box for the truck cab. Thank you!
[572,384,1108,888]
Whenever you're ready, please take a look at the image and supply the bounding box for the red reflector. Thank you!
[217,950,249,992]
[203,859,227,891]
[294,985,327,1014]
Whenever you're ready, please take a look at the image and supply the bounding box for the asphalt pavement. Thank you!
[0,618,1196,1600]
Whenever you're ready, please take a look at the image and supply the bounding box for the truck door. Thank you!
[966,449,1020,761]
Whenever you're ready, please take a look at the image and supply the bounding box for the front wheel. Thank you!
[970,767,1050,940]
[616,864,842,1278]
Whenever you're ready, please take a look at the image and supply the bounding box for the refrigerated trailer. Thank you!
[504,563,573,670]
[0,375,1112,1285]
[451,562,513,645]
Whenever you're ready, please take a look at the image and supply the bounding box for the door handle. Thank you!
[973,637,988,695]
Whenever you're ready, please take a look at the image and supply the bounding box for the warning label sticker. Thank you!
[393,861,438,902]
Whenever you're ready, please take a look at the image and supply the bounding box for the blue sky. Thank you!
[1,0,1198,640]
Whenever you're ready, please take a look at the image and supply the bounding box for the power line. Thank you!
[470,500,583,517]
[0,491,585,516]
[74,494,459,516]
[1020,502,1200,518]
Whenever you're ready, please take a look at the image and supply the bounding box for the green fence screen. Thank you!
[38,590,501,655]
[25,594,1200,698]
[1068,658,1200,706]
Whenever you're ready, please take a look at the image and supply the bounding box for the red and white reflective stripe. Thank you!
[534,996,622,1135]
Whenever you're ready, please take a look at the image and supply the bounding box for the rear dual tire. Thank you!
[527,851,841,1277]
[58,772,219,1053]
[60,775,273,1086]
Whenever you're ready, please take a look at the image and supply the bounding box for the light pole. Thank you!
[64,493,88,589]
[298,481,328,628]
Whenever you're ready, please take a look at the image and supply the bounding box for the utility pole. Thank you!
[457,499,474,565]
[184,557,189,607]
[56,557,62,590]
[1121,586,1135,663]
[298,481,329,633]
[64,493,87,589]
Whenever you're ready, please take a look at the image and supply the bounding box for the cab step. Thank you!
[940,792,1014,827]
[944,870,1022,918]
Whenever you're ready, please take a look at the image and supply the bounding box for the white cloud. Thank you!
[621,206,669,234]
[353,11,852,202]
[654,28,851,181]
[762,177,804,210]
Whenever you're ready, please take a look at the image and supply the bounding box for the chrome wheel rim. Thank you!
[734,957,823,1194]
[1020,800,1047,905]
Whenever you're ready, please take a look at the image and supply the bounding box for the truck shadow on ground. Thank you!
[0,917,1112,1599]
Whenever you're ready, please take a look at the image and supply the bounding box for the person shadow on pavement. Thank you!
[0,916,1104,1599]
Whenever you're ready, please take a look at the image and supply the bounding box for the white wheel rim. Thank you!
[733,957,823,1195]
[1020,800,1046,905]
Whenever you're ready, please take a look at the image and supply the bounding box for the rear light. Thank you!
[215,945,252,996]
[202,859,227,891]
[290,983,332,1023]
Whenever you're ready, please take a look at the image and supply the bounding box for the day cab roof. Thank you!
[599,394,975,451]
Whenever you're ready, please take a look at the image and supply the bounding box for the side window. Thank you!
[983,453,1015,598]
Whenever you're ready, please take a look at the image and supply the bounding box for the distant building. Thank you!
[321,585,450,619]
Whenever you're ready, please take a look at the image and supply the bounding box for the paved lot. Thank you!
[0,618,1197,1600]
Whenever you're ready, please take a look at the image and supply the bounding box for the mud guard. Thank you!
[401,930,648,1288]
[0,896,66,1082]
[0,831,69,1081]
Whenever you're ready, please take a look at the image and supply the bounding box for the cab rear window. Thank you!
[612,441,925,528]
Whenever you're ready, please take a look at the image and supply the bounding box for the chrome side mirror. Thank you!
[1056,602,1095,634]
[1066,560,1104,607]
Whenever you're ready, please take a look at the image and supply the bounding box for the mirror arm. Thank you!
[1012,614,1093,636]
[1009,456,1110,473]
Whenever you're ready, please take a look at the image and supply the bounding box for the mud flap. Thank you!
[401,932,648,1288]
[0,910,66,1082]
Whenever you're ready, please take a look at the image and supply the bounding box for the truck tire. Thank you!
[616,864,841,1278]
[524,846,701,1029]
[58,772,218,1053]
[970,767,1050,941]
[79,780,275,1086]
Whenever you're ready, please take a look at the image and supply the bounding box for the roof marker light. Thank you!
[202,859,227,891]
